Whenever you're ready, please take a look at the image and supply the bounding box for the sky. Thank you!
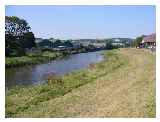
[5,5,156,39]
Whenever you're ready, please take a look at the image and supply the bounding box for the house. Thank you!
[141,33,156,48]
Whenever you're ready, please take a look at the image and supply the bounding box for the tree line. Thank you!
[38,39,73,48]
[6,16,143,57]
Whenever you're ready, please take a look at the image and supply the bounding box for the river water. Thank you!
[5,51,104,88]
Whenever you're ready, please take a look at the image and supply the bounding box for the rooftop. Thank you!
[143,33,156,43]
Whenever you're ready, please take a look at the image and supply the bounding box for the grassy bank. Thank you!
[6,48,156,117]
[5,51,64,68]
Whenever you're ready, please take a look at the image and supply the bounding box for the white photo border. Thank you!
[0,0,159,121]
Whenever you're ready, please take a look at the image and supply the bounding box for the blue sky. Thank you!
[5,5,155,39]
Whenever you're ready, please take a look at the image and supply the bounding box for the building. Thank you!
[91,42,106,48]
[141,33,156,48]
[112,42,125,47]
[114,38,121,42]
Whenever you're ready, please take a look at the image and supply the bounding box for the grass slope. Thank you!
[6,48,156,117]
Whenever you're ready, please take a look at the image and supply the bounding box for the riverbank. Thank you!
[5,48,104,68]
[6,51,104,88]
[6,48,156,117]
[5,51,64,68]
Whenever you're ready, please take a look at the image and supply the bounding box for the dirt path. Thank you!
[16,48,156,117]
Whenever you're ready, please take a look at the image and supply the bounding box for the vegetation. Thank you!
[6,51,63,68]
[131,35,144,47]
[37,39,73,48]
[37,39,54,48]
[5,16,132,68]
[5,16,36,57]
[63,40,73,47]
[5,16,70,67]
[6,48,155,117]
[6,49,124,117]
[105,40,118,49]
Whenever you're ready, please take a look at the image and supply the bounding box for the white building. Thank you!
[114,38,121,42]
[91,42,106,48]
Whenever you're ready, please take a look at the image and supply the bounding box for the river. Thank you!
[5,51,104,88]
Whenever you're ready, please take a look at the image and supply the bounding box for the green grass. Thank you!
[5,49,156,117]
[145,95,156,117]
[6,49,125,117]
[5,51,63,68]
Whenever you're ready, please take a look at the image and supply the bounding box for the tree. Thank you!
[5,16,31,37]
[105,40,114,50]
[132,35,144,47]
[63,40,73,47]
[38,39,54,48]
[5,16,35,57]
[53,40,63,47]
[20,32,36,49]
[5,34,25,56]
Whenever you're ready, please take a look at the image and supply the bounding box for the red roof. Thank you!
[143,33,156,43]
